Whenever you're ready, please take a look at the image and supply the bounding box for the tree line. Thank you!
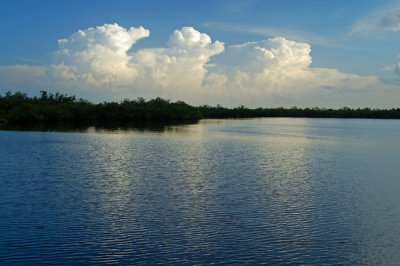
[1,91,399,126]
[199,105,400,119]
[0,91,201,125]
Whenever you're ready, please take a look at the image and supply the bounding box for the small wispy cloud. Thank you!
[377,9,400,31]
[204,22,336,47]
[351,2,400,35]
[387,59,400,77]
[15,56,41,63]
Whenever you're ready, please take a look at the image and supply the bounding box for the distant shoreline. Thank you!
[1,91,399,129]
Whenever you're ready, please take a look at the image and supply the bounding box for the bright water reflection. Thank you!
[1,118,400,265]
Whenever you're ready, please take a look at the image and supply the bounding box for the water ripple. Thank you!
[1,119,400,265]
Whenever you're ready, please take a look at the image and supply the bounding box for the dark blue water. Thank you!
[1,118,400,265]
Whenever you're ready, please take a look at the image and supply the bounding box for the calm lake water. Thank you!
[1,118,400,265]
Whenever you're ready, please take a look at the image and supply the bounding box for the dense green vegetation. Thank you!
[199,105,400,119]
[1,91,399,127]
[0,91,201,125]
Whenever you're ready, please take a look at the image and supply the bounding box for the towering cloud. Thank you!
[131,27,224,99]
[0,23,389,106]
[209,38,313,95]
[205,37,380,105]
[51,23,149,89]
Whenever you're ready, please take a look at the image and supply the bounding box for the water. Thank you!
[1,118,400,265]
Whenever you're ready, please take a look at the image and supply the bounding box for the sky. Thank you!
[0,0,400,108]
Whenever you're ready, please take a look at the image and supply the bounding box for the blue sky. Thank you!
[0,0,399,107]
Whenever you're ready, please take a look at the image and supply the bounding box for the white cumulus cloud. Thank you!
[0,23,392,106]
[204,37,381,105]
[130,27,224,99]
[50,23,149,90]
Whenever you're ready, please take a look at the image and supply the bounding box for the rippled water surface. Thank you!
[1,118,400,265]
